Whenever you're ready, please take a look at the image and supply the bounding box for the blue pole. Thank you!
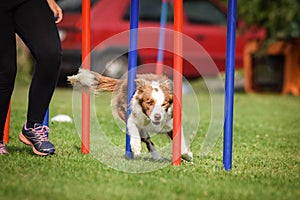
[43,108,49,137]
[43,109,49,126]
[156,0,168,74]
[126,0,139,159]
[223,0,237,171]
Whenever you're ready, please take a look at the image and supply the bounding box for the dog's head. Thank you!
[135,76,173,126]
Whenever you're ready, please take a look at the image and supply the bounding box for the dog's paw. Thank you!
[151,151,162,161]
[130,138,142,156]
[181,151,193,162]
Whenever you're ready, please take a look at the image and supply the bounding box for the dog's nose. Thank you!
[154,113,161,121]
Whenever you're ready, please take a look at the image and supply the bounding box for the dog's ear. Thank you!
[135,79,146,96]
[162,78,173,92]
[166,91,173,105]
[169,93,173,102]
[135,79,149,89]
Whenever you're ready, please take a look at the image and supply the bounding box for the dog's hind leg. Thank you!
[166,130,193,162]
[140,130,162,161]
[181,133,193,162]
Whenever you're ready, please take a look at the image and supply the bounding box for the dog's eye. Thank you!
[145,99,154,106]
[162,102,169,108]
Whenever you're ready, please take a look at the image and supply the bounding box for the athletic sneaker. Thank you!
[0,143,8,155]
[19,123,55,156]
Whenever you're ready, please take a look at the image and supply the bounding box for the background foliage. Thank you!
[237,0,300,43]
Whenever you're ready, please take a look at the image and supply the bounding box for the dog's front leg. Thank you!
[127,116,142,156]
[140,129,162,161]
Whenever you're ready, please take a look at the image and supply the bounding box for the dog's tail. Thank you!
[67,68,120,93]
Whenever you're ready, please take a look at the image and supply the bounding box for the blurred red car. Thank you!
[56,0,265,85]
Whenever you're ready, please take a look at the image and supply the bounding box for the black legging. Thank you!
[0,0,62,137]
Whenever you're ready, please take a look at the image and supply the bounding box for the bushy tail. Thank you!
[67,68,120,93]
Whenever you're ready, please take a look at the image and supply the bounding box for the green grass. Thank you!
[1,80,299,200]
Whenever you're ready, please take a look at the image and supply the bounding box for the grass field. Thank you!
[0,79,299,200]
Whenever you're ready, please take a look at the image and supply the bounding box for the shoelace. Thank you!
[0,143,7,154]
[33,126,50,142]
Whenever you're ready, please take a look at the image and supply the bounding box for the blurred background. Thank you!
[16,0,300,95]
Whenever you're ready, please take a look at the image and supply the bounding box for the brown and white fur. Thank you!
[68,69,193,161]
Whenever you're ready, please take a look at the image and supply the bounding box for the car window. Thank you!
[123,0,173,22]
[57,0,99,13]
[183,0,227,25]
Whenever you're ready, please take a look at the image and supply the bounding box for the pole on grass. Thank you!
[81,0,91,154]
[3,102,11,144]
[43,108,49,138]
[43,109,49,126]
[125,0,139,159]
[156,0,168,75]
[172,0,183,166]
[223,0,237,171]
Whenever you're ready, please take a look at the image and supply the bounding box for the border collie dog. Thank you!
[68,69,193,162]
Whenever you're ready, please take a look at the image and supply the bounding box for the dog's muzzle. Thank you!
[150,106,165,126]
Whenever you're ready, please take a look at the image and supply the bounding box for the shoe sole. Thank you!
[19,133,55,156]
[0,150,8,155]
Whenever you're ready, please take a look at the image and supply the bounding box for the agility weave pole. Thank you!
[43,109,49,126]
[172,0,183,166]
[81,0,91,154]
[3,103,11,144]
[223,0,237,171]
[43,109,49,137]
[156,0,168,75]
[125,0,139,159]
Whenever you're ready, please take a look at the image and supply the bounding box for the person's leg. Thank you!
[0,6,18,146]
[15,0,61,155]
[15,0,62,127]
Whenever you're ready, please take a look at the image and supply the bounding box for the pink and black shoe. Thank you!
[19,123,55,156]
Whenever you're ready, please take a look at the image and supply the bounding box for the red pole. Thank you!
[81,0,91,154]
[156,0,168,75]
[3,102,11,144]
[172,0,183,165]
